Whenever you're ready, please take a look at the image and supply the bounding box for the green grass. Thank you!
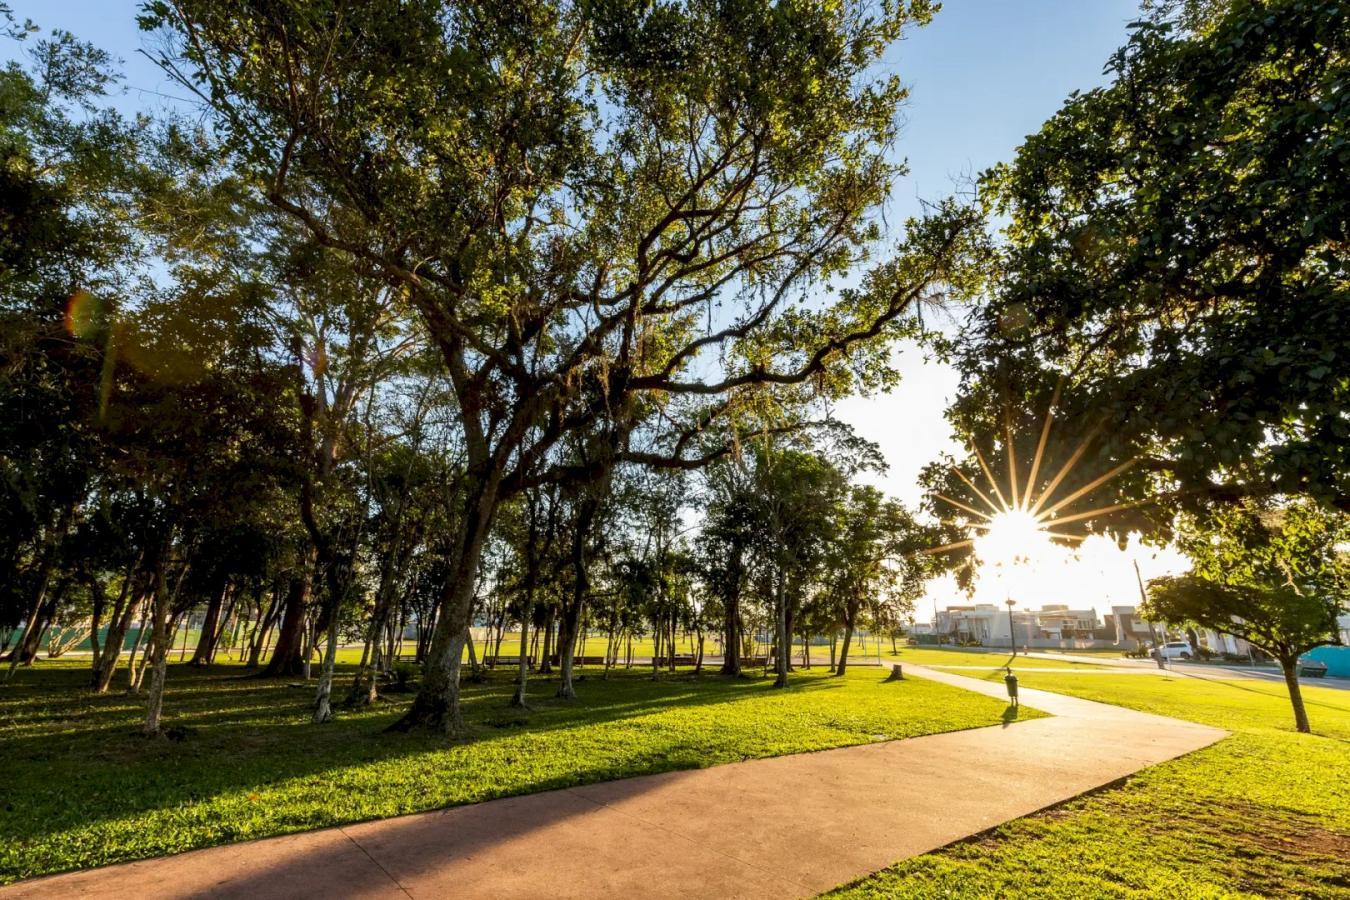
[880,646,1115,670]
[0,658,1027,884]
[829,671,1350,899]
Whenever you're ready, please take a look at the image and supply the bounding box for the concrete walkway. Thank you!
[1,666,1226,900]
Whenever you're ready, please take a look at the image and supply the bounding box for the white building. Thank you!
[934,604,1100,646]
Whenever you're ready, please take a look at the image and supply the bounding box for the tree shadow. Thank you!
[2,659,961,879]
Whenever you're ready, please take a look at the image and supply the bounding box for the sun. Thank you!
[976,509,1052,568]
[927,381,1147,564]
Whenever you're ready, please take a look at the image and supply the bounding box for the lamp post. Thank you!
[1006,597,1017,657]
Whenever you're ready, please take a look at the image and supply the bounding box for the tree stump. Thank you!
[885,663,904,682]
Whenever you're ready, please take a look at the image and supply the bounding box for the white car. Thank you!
[1158,641,1194,660]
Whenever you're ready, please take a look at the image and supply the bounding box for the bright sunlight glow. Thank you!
[975,510,1052,568]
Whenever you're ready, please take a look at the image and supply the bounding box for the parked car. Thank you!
[1158,641,1194,660]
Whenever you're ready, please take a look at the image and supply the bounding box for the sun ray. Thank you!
[1023,379,1062,512]
[1037,458,1139,520]
[935,494,994,521]
[1004,402,1022,510]
[1042,530,1089,542]
[949,465,1001,517]
[1042,497,1151,528]
[1028,421,1103,517]
[971,443,1010,512]
[939,518,992,532]
[921,539,974,556]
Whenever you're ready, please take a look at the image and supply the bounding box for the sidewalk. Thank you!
[1,666,1226,900]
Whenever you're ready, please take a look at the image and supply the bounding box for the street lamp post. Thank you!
[1006,597,1017,657]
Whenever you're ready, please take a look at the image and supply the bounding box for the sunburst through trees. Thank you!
[926,383,1152,568]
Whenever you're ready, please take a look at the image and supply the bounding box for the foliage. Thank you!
[933,0,1350,552]
[1145,498,1347,662]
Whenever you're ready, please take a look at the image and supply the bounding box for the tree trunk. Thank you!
[539,606,555,674]
[465,624,480,679]
[143,529,176,736]
[12,596,54,666]
[189,578,229,666]
[247,581,280,668]
[313,597,342,723]
[262,557,313,677]
[836,623,855,676]
[87,575,107,669]
[511,572,533,706]
[93,558,140,691]
[1280,655,1312,734]
[387,471,500,736]
[557,494,599,700]
[773,574,789,688]
[4,502,74,680]
[123,597,150,693]
[836,596,859,676]
[720,557,743,677]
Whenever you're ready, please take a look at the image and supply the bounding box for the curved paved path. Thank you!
[1,666,1225,900]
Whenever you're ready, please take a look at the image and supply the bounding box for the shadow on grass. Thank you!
[3,658,966,877]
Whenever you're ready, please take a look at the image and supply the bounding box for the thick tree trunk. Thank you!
[1280,656,1311,734]
[387,472,499,736]
[836,624,855,676]
[720,568,742,677]
[262,559,313,677]
[557,494,599,700]
[12,598,54,666]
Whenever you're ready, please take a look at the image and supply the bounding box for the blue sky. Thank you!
[5,0,1144,505]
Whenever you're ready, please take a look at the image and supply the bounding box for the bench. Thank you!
[1298,660,1328,678]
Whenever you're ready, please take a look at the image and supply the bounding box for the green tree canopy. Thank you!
[1144,498,1349,732]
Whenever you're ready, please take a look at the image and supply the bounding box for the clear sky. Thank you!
[837,0,1142,507]
[6,1,1171,619]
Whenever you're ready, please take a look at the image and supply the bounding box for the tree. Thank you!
[953,0,1350,520]
[826,486,929,675]
[1144,499,1348,733]
[147,0,981,734]
[698,459,759,676]
[750,447,847,687]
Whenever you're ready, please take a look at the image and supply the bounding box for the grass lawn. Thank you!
[880,646,1115,670]
[829,671,1350,899]
[0,658,1028,884]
